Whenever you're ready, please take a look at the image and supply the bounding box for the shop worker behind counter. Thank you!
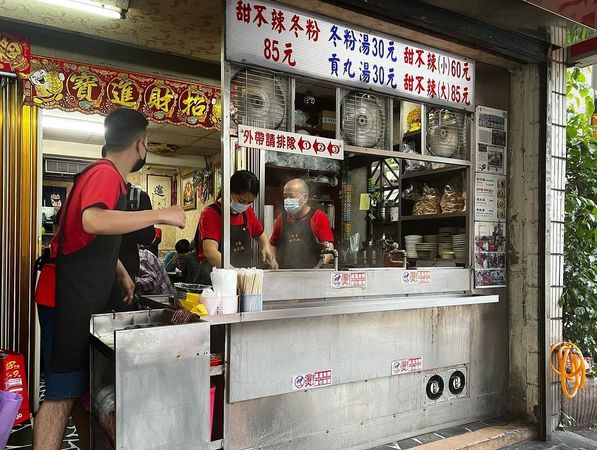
[33,108,186,450]
[270,178,335,269]
[193,170,278,285]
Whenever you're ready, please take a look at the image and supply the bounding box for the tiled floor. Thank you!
[5,379,81,450]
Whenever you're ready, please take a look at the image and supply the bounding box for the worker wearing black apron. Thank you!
[33,108,186,450]
[192,170,277,285]
[106,183,155,312]
[270,178,335,269]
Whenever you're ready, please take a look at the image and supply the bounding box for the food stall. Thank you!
[89,1,514,449]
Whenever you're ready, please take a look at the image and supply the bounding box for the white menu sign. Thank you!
[474,174,506,222]
[238,125,344,159]
[227,0,475,111]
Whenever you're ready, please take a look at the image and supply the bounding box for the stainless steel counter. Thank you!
[263,267,471,301]
[201,293,497,325]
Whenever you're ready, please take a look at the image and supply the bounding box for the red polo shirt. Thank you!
[270,209,334,246]
[35,160,126,307]
[197,202,264,262]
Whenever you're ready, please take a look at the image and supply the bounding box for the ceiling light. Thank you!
[43,116,105,135]
[35,0,128,19]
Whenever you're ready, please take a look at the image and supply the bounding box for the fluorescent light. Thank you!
[43,116,105,135]
[36,0,124,19]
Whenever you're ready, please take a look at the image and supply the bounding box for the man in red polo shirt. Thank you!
[33,108,185,450]
[270,178,334,269]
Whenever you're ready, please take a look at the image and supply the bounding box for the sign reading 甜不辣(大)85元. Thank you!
[226,0,475,111]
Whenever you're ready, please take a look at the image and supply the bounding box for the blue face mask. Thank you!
[284,195,306,216]
[231,201,250,215]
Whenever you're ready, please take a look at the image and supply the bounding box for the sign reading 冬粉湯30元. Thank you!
[226,0,475,111]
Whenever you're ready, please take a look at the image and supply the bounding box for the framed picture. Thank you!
[42,186,66,208]
[146,174,172,210]
[181,172,197,210]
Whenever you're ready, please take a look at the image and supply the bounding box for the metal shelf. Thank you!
[401,212,467,221]
[401,165,467,180]
[346,145,471,167]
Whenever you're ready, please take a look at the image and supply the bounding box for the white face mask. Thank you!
[284,194,307,216]
[230,201,250,214]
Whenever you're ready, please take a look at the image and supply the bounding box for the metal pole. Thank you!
[221,5,232,269]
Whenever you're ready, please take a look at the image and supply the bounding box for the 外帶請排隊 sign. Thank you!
[226,0,475,111]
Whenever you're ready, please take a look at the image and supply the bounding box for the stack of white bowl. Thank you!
[423,235,439,257]
[438,227,458,258]
[453,234,468,260]
[405,235,422,258]
[415,242,438,259]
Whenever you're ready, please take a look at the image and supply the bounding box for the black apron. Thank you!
[51,161,126,373]
[193,203,252,285]
[277,208,322,269]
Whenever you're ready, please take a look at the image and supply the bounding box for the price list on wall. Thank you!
[226,0,475,111]
[474,106,508,288]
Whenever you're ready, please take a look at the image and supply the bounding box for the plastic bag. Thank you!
[402,142,430,173]
[402,181,423,201]
[441,177,466,213]
[413,184,441,215]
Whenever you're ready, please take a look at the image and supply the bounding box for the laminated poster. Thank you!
[476,106,507,175]
[474,173,506,222]
[474,221,506,288]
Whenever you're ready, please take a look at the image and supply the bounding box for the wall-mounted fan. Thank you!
[231,68,288,130]
[426,108,466,158]
[340,91,387,148]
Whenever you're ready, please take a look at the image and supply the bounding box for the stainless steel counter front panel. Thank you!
[228,306,471,403]
[114,322,211,449]
[263,267,471,301]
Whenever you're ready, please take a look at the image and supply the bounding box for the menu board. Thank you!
[474,222,506,288]
[476,106,507,175]
[474,106,508,289]
[474,173,506,222]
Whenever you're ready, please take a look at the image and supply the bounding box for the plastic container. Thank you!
[222,295,239,314]
[173,283,210,305]
[241,294,263,312]
[202,296,223,315]
[209,383,216,440]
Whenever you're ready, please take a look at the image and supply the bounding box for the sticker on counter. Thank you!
[392,357,423,375]
[292,369,333,391]
[401,270,431,284]
[331,271,367,289]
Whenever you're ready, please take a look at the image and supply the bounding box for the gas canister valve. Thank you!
[449,370,466,395]
[426,375,444,401]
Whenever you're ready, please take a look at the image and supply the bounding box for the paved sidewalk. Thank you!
[504,430,597,450]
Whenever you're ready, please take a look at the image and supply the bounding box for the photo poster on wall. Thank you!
[473,221,506,288]
[474,106,508,289]
[146,174,172,210]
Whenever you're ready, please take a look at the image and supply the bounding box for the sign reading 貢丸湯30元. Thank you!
[226,0,475,111]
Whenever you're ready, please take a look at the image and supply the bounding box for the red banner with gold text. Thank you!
[0,32,31,75]
[21,56,221,130]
